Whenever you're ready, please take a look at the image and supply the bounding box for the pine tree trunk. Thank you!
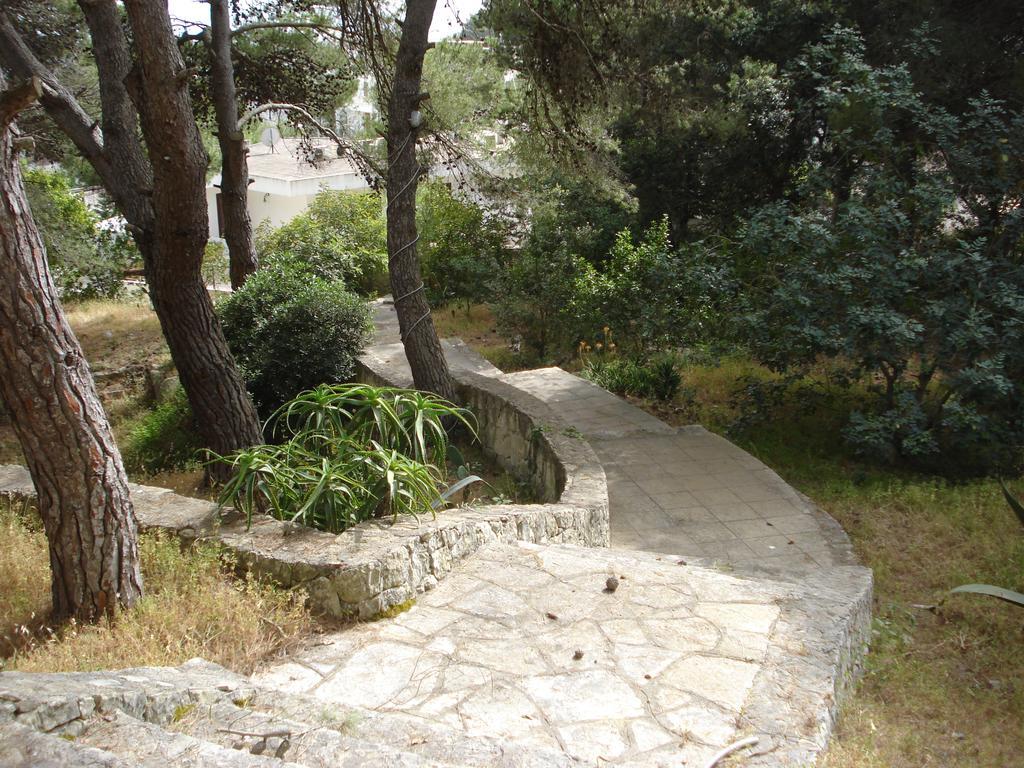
[385,0,456,401]
[122,0,263,475]
[209,0,258,290]
[0,4,264,472]
[0,76,142,623]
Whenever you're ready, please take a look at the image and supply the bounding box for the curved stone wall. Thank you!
[0,346,610,620]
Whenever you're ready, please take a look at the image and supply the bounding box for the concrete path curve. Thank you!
[370,299,857,577]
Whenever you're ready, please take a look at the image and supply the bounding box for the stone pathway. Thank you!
[0,300,871,767]
[371,299,856,575]
[243,300,870,766]
[256,541,871,767]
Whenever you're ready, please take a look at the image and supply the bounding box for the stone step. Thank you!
[74,709,304,767]
[0,657,572,768]
[0,720,134,767]
[0,657,258,736]
[178,689,576,768]
[173,699,441,768]
[259,689,577,768]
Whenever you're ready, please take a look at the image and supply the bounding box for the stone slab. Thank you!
[256,541,872,767]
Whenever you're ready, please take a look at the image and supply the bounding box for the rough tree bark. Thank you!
[208,0,258,290]
[385,0,456,400]
[0,73,142,623]
[0,3,263,475]
[122,0,263,473]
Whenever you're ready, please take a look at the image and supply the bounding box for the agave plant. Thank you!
[211,384,478,533]
[948,481,1024,609]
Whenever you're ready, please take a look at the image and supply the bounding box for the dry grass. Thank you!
[432,303,538,372]
[64,297,174,441]
[0,297,198,488]
[675,362,1024,768]
[63,296,169,373]
[816,480,1024,768]
[0,297,173,464]
[0,500,52,657]
[0,500,315,675]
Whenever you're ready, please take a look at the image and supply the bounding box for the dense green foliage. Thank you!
[482,2,1024,476]
[422,39,515,133]
[572,219,683,356]
[217,267,371,417]
[183,2,358,127]
[492,231,582,360]
[201,241,230,289]
[23,167,131,300]
[417,181,506,309]
[486,0,1023,238]
[255,190,388,295]
[715,29,1024,475]
[213,384,475,533]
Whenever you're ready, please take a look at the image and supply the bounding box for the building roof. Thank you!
[246,137,362,182]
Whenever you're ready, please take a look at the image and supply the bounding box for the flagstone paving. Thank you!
[249,300,870,766]
[256,541,871,767]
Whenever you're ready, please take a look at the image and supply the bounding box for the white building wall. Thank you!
[246,190,311,232]
[205,176,372,239]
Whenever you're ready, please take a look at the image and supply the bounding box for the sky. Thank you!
[166,0,485,42]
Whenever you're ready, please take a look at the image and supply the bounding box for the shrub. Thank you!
[417,180,506,309]
[23,166,130,300]
[202,240,230,288]
[494,214,707,362]
[717,31,1024,476]
[572,218,687,356]
[217,267,371,416]
[213,384,476,533]
[583,354,681,402]
[255,190,388,295]
[122,387,201,474]
[492,239,588,360]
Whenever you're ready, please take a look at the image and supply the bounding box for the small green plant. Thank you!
[648,356,682,402]
[122,387,201,474]
[948,482,1024,609]
[213,384,477,533]
[529,424,549,443]
[377,598,416,619]
[583,354,681,402]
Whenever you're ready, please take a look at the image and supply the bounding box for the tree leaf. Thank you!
[999,480,1024,529]
[949,583,1024,607]
[432,475,485,509]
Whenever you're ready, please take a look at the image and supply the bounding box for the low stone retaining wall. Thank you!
[0,345,609,620]
[357,340,606,507]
